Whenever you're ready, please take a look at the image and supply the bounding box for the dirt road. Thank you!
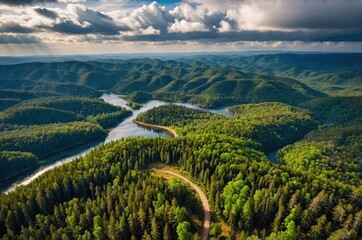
[155,169,210,240]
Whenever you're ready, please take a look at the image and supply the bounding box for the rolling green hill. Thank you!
[181,53,362,96]
[114,67,326,107]
[0,55,339,108]
[0,79,100,98]
[299,96,362,126]
[0,106,83,125]
[0,99,21,111]
[0,97,132,128]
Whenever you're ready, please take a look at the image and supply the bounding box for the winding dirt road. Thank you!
[155,169,210,240]
[138,121,209,238]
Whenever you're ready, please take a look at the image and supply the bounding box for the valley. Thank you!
[0,53,361,239]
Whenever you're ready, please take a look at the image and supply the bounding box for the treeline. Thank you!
[277,125,362,186]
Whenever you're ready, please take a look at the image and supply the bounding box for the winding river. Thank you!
[2,93,231,193]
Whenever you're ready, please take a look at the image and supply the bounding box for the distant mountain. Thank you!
[185,53,362,73]
[113,66,326,107]
[0,79,100,98]
[179,53,362,96]
[0,55,335,107]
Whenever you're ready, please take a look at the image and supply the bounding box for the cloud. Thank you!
[34,7,59,19]
[0,34,39,44]
[169,19,207,33]
[48,4,130,35]
[0,0,361,52]
[140,26,160,35]
[218,20,233,32]
[0,22,35,33]
[119,1,174,34]
[261,0,362,30]
[185,0,362,31]
[0,0,56,5]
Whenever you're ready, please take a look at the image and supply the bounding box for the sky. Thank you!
[0,0,361,56]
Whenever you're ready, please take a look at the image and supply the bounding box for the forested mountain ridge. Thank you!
[0,54,336,108]
[0,79,101,98]
[179,53,362,96]
[1,53,360,107]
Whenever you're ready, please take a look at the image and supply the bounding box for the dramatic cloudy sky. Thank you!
[0,0,361,55]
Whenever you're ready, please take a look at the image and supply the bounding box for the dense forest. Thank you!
[277,125,362,186]
[299,96,362,126]
[0,54,361,239]
[0,97,131,181]
[0,138,206,239]
[137,103,321,151]
[1,101,360,239]
[135,104,361,239]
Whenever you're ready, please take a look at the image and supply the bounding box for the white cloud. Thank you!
[218,20,232,32]
[141,26,160,35]
[169,19,207,33]
[118,1,173,34]
[170,2,206,22]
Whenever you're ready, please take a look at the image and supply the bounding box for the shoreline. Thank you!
[133,120,179,138]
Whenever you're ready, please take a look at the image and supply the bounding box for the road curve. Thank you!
[155,169,210,240]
